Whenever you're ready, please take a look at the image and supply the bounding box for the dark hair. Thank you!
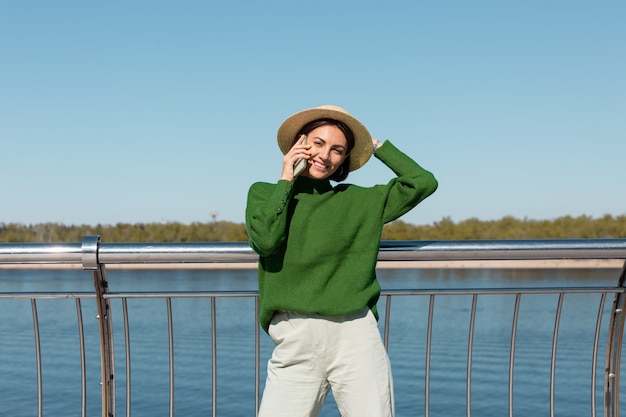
[290,118,354,182]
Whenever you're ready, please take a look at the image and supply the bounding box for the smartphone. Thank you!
[293,135,308,177]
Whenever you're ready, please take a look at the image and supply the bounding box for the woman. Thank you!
[245,105,438,417]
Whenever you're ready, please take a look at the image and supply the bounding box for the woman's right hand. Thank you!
[280,135,310,181]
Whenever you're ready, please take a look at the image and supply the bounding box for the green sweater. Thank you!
[245,141,438,332]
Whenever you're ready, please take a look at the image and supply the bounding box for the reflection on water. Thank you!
[0,267,622,417]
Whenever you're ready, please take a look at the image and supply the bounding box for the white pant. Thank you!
[258,308,395,417]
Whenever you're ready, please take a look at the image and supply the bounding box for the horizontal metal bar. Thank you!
[97,241,259,264]
[1,239,626,265]
[1,288,621,300]
[381,287,625,296]
[103,287,624,298]
[0,242,83,264]
[0,293,96,299]
[378,239,626,261]
[103,291,260,299]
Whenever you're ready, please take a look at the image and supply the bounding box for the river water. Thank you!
[0,267,623,416]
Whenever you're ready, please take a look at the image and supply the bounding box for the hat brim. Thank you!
[277,106,372,172]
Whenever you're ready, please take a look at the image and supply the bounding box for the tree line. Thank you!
[1,214,625,243]
[381,214,626,240]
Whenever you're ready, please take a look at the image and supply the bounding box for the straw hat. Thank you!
[277,105,373,172]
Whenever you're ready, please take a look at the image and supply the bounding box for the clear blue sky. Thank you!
[1,1,624,227]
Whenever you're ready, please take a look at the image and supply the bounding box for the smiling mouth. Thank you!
[313,161,328,170]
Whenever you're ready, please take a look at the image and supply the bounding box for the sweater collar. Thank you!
[294,176,333,194]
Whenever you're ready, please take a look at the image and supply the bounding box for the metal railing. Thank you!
[1,237,626,417]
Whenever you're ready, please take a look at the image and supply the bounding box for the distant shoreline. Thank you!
[1,259,623,270]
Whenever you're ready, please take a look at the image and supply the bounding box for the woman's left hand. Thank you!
[372,138,383,152]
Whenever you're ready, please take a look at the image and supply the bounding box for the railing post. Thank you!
[604,260,626,417]
[83,235,115,417]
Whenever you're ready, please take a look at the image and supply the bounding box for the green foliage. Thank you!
[1,214,625,242]
[381,214,626,240]
[0,221,249,243]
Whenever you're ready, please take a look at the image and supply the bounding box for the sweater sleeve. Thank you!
[245,180,294,256]
[374,140,438,224]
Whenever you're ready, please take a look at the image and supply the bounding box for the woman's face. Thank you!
[301,124,348,180]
